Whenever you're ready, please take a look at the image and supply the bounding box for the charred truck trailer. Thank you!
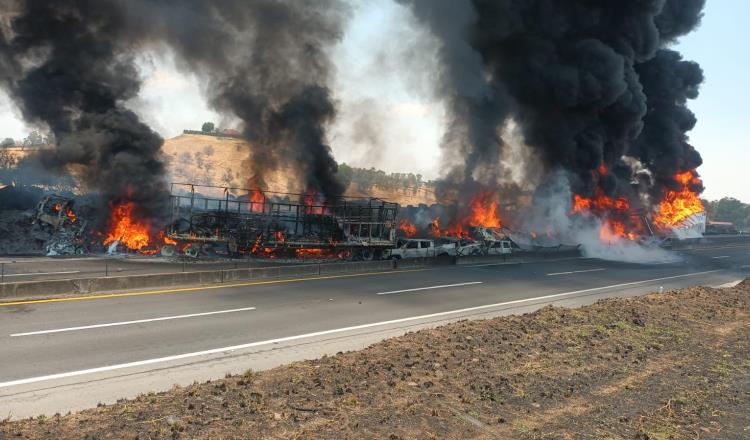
[165,184,399,260]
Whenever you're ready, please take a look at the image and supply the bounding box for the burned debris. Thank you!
[0,187,93,255]
[165,184,399,260]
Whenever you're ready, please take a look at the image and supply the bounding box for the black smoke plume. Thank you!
[0,0,168,220]
[0,0,348,224]
[402,0,706,217]
[131,0,348,201]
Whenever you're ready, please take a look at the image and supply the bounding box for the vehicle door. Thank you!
[404,240,420,258]
[501,240,512,254]
[419,240,433,257]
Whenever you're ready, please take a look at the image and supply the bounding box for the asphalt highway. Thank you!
[0,242,748,418]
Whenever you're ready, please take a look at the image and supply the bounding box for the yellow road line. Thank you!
[0,269,427,307]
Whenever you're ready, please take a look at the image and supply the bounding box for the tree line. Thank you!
[336,163,428,194]
[703,198,750,231]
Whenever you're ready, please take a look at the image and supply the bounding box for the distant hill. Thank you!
[1,133,437,206]
[162,133,436,205]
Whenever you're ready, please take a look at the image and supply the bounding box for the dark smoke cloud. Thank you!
[131,0,348,201]
[632,49,704,198]
[402,0,706,215]
[0,0,348,221]
[0,0,168,219]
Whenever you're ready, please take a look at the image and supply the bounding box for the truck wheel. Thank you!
[160,245,176,257]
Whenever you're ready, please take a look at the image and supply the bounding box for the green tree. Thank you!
[1,138,14,148]
[201,122,215,133]
[23,130,44,148]
[712,197,750,229]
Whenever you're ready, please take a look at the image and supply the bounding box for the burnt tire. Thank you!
[160,245,176,257]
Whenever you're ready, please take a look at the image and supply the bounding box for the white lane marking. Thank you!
[376,282,483,296]
[10,307,257,337]
[0,269,721,390]
[711,256,730,259]
[546,268,605,276]
[1,271,80,277]
[461,256,590,268]
[741,265,750,268]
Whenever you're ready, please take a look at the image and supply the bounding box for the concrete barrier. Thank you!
[318,260,394,275]
[1,278,80,299]
[0,260,401,300]
[394,256,454,269]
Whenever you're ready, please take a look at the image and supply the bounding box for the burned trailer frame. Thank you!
[166,183,399,259]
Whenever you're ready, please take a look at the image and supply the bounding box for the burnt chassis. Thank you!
[166,183,399,259]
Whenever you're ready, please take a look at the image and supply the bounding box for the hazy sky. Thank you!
[1,0,747,202]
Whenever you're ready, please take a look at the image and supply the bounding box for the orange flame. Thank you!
[295,248,350,259]
[399,219,417,237]
[571,189,629,215]
[303,191,326,215]
[249,186,266,213]
[467,192,501,228]
[599,220,637,242]
[653,170,704,227]
[274,230,286,243]
[429,192,501,238]
[159,231,177,246]
[66,208,77,223]
[103,202,151,251]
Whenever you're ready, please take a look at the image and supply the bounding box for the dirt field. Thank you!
[3,281,749,439]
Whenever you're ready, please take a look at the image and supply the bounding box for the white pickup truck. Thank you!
[387,239,454,259]
[387,238,491,259]
[484,239,514,255]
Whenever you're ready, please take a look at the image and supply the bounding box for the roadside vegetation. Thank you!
[2,281,749,439]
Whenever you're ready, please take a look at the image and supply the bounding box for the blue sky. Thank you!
[673,0,749,202]
[1,0,747,202]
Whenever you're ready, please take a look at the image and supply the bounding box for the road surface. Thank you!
[0,242,748,418]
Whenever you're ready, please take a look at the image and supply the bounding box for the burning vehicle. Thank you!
[163,183,399,260]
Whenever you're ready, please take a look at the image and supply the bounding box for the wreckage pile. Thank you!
[0,186,95,255]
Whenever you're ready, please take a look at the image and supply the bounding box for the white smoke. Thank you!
[522,170,682,264]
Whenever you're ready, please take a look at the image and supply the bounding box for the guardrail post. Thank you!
[318,263,321,276]
[105,261,108,277]
[1,262,4,284]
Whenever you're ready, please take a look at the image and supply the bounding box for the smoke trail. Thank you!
[402,0,706,215]
[632,0,706,201]
[0,0,168,219]
[133,0,348,201]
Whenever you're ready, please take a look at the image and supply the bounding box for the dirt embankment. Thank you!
[163,133,437,206]
[3,281,749,439]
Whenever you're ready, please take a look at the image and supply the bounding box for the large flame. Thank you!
[399,219,417,237]
[303,191,327,215]
[571,189,629,215]
[467,192,501,228]
[653,170,704,227]
[103,201,151,251]
[429,192,501,238]
[599,219,637,242]
[249,186,266,213]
